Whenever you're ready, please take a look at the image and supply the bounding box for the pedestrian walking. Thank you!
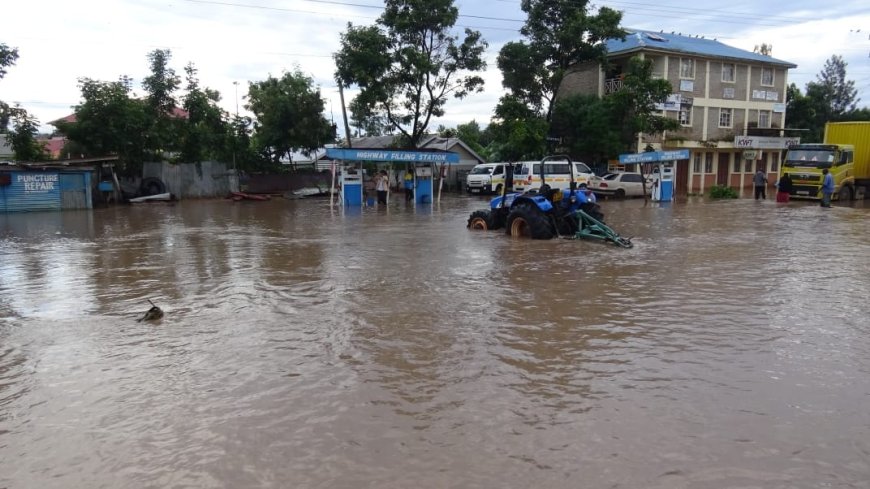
[403,168,414,202]
[753,168,768,200]
[820,168,834,207]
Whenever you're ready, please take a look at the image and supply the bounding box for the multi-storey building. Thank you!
[560,29,797,195]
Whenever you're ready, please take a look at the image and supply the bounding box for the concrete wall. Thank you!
[143,161,237,199]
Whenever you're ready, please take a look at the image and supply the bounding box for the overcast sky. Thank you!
[2,0,869,136]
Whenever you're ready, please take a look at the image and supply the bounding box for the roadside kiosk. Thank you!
[325,148,459,207]
[619,149,689,202]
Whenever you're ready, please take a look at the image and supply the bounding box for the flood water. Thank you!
[1,194,869,488]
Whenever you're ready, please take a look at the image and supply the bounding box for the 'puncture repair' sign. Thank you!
[18,173,59,193]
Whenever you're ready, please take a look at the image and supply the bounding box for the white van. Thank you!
[512,159,595,193]
[466,162,515,194]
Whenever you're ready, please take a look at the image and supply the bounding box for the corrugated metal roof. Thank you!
[606,29,797,68]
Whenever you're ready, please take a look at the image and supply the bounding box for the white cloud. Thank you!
[3,0,868,136]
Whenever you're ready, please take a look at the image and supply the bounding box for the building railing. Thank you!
[604,78,623,94]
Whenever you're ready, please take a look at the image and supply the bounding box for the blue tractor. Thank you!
[467,155,632,247]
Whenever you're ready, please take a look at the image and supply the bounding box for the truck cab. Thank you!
[782,144,855,200]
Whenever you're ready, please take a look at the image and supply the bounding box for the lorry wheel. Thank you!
[506,204,554,239]
[838,185,853,202]
[467,210,495,230]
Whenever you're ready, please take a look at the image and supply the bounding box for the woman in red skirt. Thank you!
[776,173,793,202]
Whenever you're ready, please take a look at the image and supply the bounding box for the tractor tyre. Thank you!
[506,204,554,239]
[467,210,495,230]
[555,213,580,236]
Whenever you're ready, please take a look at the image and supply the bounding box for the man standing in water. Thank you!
[753,167,768,200]
[375,170,389,205]
[820,168,834,207]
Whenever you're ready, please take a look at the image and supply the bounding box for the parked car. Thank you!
[589,172,650,198]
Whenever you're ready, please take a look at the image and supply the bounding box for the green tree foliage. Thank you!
[142,49,181,155]
[8,105,47,161]
[455,120,487,154]
[551,94,622,163]
[334,0,487,148]
[0,42,18,80]
[1,42,21,132]
[785,83,819,142]
[56,76,148,165]
[606,56,679,152]
[349,94,389,137]
[786,55,862,143]
[180,62,230,163]
[246,70,335,168]
[497,0,624,121]
[484,96,548,161]
[813,55,859,118]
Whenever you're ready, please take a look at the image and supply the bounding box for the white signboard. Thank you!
[734,136,800,149]
[773,103,786,113]
[654,94,681,112]
[680,79,694,92]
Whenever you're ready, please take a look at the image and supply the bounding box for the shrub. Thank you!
[708,185,738,199]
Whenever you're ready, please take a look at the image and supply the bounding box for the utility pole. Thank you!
[337,82,353,148]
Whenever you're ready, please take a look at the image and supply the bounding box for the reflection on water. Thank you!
[2,196,869,488]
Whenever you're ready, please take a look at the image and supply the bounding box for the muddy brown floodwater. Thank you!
[1,194,869,488]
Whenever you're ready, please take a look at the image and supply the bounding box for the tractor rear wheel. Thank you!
[506,204,554,239]
[467,210,495,230]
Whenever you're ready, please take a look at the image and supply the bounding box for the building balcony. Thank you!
[604,78,623,95]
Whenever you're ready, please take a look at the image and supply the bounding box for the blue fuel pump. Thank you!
[340,166,364,206]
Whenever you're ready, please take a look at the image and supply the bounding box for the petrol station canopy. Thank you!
[326,148,460,164]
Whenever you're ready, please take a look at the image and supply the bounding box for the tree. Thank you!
[334,0,487,148]
[1,42,21,132]
[606,56,679,152]
[497,0,624,122]
[484,96,549,161]
[349,94,389,137]
[551,94,622,164]
[56,76,149,165]
[785,83,819,142]
[141,49,181,155]
[247,70,335,168]
[0,42,18,80]
[179,62,229,162]
[8,106,47,161]
[813,55,859,119]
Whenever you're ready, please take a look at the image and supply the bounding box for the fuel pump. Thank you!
[340,165,363,206]
[650,162,674,202]
[414,163,434,204]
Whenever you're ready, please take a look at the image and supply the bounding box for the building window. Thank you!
[733,156,741,173]
[761,67,774,86]
[771,156,779,172]
[693,153,702,173]
[704,153,713,174]
[744,159,753,172]
[758,110,771,128]
[680,58,695,79]
[719,108,733,128]
[679,107,692,126]
[722,63,736,83]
